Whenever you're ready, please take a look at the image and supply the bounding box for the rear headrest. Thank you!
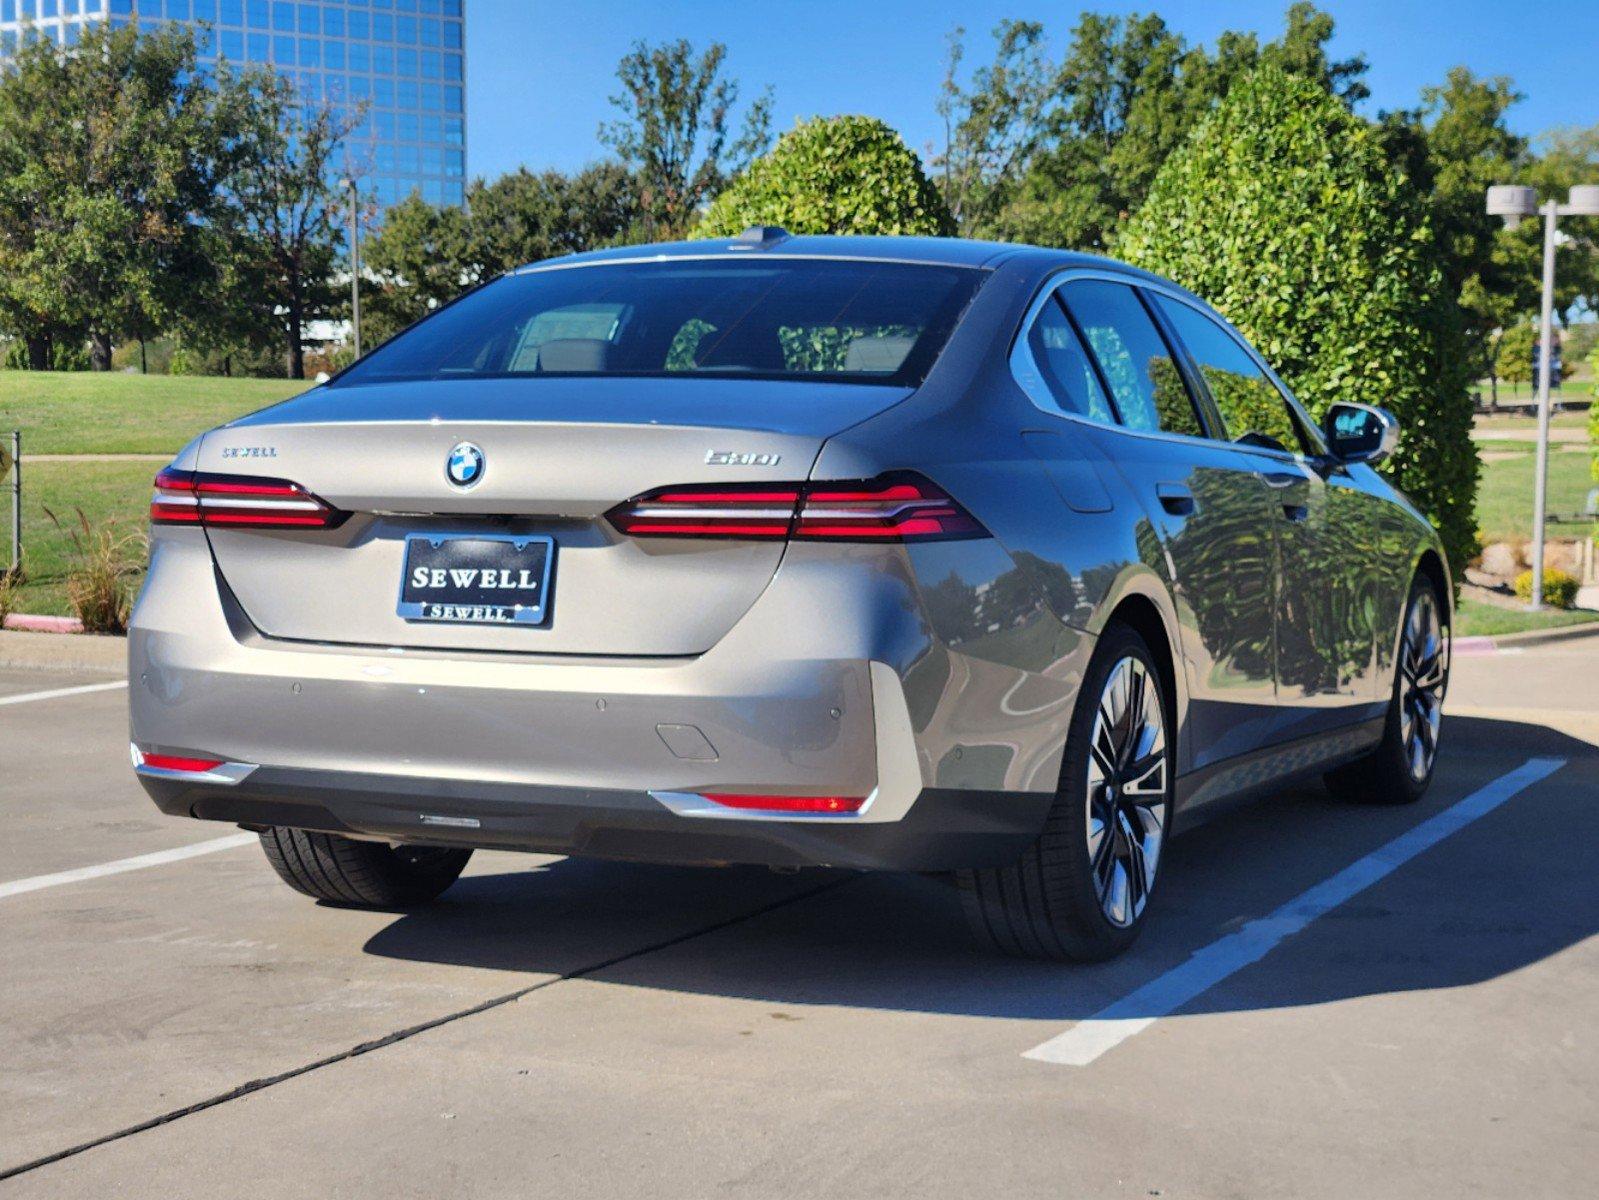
[842,334,915,373]
[537,338,613,373]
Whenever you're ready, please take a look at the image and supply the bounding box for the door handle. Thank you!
[1156,482,1195,516]
[1281,503,1309,522]
[1260,471,1305,490]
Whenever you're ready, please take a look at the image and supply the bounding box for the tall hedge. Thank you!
[695,115,954,239]
[1117,66,1477,574]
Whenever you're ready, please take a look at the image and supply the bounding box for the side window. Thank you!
[1059,280,1204,438]
[1154,297,1303,454]
[1027,295,1115,423]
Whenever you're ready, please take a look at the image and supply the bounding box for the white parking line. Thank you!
[1023,756,1567,1067]
[0,680,127,707]
[0,834,257,901]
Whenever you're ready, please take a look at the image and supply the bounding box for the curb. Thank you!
[0,628,126,674]
[3,613,84,635]
[1454,618,1599,655]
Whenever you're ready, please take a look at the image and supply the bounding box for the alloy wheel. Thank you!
[1398,590,1447,781]
[1085,657,1168,928]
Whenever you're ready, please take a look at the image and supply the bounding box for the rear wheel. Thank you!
[258,827,471,907]
[1323,576,1449,806]
[958,622,1172,962]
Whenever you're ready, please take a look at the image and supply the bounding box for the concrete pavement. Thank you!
[1,638,1595,1198]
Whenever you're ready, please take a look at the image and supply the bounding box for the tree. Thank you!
[1379,69,1534,401]
[1493,321,1537,390]
[939,4,1368,250]
[211,65,358,378]
[599,39,771,239]
[465,162,641,274]
[361,192,474,345]
[1117,66,1478,574]
[0,22,225,369]
[695,115,953,238]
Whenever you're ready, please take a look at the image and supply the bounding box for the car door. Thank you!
[1052,278,1282,773]
[1150,294,1381,743]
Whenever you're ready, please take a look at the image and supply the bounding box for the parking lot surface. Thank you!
[1,637,1596,1198]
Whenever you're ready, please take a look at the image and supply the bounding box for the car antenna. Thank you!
[732,225,791,249]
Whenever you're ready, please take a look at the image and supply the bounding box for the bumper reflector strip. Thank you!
[140,753,226,773]
[697,793,866,814]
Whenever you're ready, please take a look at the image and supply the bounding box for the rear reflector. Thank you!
[607,473,984,543]
[151,469,346,529]
[697,793,866,814]
[140,753,225,773]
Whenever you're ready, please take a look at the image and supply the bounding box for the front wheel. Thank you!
[958,622,1172,962]
[1324,576,1449,806]
[259,827,471,907]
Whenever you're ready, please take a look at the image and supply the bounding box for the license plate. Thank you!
[398,535,554,626]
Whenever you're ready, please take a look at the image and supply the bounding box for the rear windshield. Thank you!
[333,257,986,388]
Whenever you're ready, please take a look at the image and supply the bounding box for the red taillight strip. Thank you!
[151,469,346,529]
[140,753,225,773]
[606,473,985,543]
[697,793,866,814]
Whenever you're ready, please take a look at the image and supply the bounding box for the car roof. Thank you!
[513,233,1157,276]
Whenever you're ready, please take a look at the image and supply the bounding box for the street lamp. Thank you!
[1486,184,1599,609]
[338,177,362,360]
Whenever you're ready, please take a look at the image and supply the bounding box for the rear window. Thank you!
[335,258,987,388]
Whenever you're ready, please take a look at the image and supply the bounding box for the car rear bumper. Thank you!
[129,528,1088,871]
[135,767,1053,870]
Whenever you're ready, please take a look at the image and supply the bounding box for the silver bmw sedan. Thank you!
[129,229,1450,961]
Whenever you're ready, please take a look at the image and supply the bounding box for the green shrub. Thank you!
[1116,66,1477,576]
[695,115,954,238]
[1514,568,1579,609]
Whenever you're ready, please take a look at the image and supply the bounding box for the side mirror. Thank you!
[1324,402,1399,466]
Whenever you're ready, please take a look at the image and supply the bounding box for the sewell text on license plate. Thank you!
[397,534,553,626]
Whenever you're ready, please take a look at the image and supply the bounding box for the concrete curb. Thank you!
[1463,619,1599,652]
[3,613,84,635]
[0,628,126,674]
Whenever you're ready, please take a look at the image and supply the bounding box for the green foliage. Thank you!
[1495,321,1537,388]
[0,22,227,369]
[941,4,1368,249]
[697,115,952,238]
[1590,346,1599,494]
[600,39,771,239]
[1514,568,1579,609]
[361,192,474,345]
[3,338,88,371]
[1117,66,1478,574]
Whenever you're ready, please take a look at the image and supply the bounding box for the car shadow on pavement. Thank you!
[361,716,1597,1022]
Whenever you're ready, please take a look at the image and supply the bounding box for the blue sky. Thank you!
[465,0,1599,182]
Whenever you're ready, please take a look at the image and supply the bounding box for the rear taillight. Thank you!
[139,753,225,773]
[606,473,985,543]
[151,469,346,529]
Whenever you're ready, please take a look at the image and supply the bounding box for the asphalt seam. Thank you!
[0,875,853,1183]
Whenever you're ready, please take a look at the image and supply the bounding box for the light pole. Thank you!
[339,177,362,359]
[1486,184,1599,609]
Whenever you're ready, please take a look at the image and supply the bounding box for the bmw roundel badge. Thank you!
[446,442,484,489]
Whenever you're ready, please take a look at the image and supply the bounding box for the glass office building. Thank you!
[0,0,467,208]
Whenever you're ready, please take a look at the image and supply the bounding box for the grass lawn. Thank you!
[1473,407,1591,433]
[1474,441,1597,543]
[0,369,305,455]
[1455,597,1599,638]
[8,460,157,616]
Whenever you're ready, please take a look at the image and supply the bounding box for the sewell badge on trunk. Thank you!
[398,534,554,626]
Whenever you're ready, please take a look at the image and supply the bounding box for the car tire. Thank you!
[1323,575,1449,806]
[258,827,471,907]
[957,621,1174,962]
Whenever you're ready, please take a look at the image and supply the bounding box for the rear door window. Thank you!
[1026,296,1115,423]
[1059,280,1205,438]
[1153,296,1305,454]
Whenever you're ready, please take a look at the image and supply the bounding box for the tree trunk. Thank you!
[89,331,113,372]
[287,272,305,379]
[25,335,50,371]
[139,340,147,374]
[1489,372,1498,412]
